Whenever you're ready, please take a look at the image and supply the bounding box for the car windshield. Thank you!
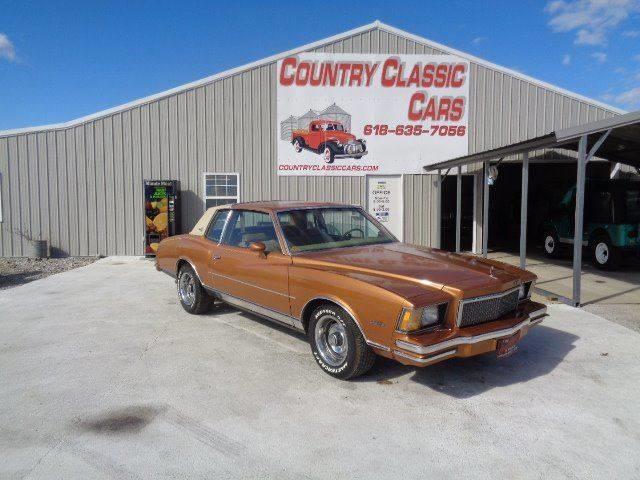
[325,124,344,131]
[277,207,396,253]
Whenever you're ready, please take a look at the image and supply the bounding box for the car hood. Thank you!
[293,243,526,300]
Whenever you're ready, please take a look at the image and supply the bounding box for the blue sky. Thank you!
[1,0,639,130]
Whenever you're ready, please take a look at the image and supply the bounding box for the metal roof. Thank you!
[0,21,624,138]
[425,110,640,172]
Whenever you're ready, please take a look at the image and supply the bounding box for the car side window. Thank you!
[205,209,230,243]
[222,210,281,253]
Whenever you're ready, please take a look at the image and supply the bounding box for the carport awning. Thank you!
[423,109,640,308]
[424,109,640,172]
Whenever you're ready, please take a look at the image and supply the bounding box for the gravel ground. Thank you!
[0,256,99,290]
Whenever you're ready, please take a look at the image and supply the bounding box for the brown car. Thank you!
[156,201,546,379]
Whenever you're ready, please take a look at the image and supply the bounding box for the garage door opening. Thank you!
[487,161,611,253]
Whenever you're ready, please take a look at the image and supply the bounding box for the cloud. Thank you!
[614,87,640,108]
[545,0,640,46]
[622,29,640,37]
[591,51,608,63]
[562,54,571,65]
[471,37,486,46]
[0,33,16,62]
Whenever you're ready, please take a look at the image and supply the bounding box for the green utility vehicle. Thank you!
[542,179,640,269]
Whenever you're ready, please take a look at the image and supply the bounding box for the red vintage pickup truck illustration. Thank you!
[291,119,367,163]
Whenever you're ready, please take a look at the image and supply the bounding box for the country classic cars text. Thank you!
[279,56,468,122]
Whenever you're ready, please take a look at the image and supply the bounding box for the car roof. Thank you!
[311,119,343,124]
[231,200,356,212]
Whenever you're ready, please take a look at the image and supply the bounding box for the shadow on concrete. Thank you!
[213,303,307,341]
[212,302,577,398]
[359,325,579,399]
[0,270,44,289]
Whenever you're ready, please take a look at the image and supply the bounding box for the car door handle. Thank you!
[212,255,221,260]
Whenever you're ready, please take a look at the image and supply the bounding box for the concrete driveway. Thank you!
[1,257,639,479]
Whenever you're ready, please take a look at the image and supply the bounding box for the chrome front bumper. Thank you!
[394,306,547,363]
[334,151,368,159]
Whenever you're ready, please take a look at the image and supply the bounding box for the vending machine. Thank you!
[144,180,180,255]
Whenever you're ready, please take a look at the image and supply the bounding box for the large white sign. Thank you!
[367,175,403,240]
[277,53,469,176]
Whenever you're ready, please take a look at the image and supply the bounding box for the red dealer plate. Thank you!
[496,333,520,359]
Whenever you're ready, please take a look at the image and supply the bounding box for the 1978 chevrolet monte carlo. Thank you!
[156,201,547,379]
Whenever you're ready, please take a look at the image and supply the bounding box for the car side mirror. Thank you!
[249,241,267,258]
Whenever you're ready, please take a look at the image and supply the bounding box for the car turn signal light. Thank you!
[396,304,447,333]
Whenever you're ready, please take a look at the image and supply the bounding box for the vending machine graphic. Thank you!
[144,180,180,255]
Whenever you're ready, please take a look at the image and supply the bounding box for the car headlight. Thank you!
[396,303,448,332]
[518,281,533,301]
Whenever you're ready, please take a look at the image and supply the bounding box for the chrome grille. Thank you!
[457,288,519,328]
[344,142,364,155]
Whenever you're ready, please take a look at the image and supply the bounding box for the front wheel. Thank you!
[591,235,620,270]
[308,304,375,380]
[322,146,335,164]
[177,264,211,314]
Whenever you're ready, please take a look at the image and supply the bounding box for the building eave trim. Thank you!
[0,20,625,138]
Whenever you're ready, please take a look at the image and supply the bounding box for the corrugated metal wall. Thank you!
[0,26,619,257]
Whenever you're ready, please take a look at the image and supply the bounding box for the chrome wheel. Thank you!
[314,315,348,367]
[178,272,196,306]
[595,242,609,265]
[544,235,555,254]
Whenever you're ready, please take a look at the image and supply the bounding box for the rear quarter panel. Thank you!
[157,235,213,283]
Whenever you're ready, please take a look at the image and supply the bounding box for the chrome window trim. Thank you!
[270,210,292,256]
[456,286,520,327]
[274,205,398,256]
[203,208,232,245]
[220,209,287,254]
[396,307,547,356]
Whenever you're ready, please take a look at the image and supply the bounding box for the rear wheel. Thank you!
[308,304,375,380]
[591,235,620,270]
[177,264,211,314]
[543,230,561,258]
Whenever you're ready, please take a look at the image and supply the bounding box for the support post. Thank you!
[573,135,588,306]
[436,169,442,249]
[519,152,529,269]
[482,162,489,258]
[456,166,462,253]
